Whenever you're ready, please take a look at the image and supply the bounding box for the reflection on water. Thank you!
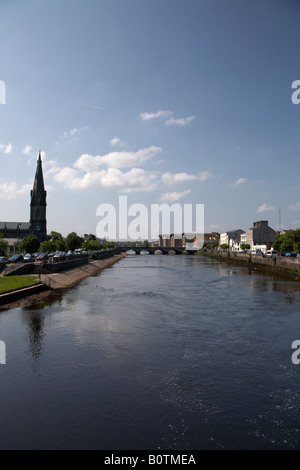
[21,311,45,360]
[0,255,300,450]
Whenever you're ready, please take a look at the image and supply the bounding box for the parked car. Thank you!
[0,256,9,263]
[285,252,297,257]
[7,254,24,263]
[250,249,263,256]
[23,253,36,263]
[265,250,278,258]
[35,253,49,262]
[53,251,65,261]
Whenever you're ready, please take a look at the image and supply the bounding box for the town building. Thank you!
[0,152,47,254]
[246,220,276,250]
[220,229,245,251]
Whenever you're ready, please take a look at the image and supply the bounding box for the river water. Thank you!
[0,254,300,450]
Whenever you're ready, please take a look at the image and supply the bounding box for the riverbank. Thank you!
[201,250,300,281]
[40,253,127,290]
[0,254,126,310]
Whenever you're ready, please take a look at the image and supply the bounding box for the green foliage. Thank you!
[40,240,56,253]
[0,238,8,256]
[272,230,300,253]
[84,234,96,241]
[65,232,82,251]
[82,240,103,251]
[50,231,63,241]
[240,243,250,250]
[220,244,229,250]
[55,239,66,251]
[21,235,40,254]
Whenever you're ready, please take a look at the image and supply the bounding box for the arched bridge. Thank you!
[115,246,197,255]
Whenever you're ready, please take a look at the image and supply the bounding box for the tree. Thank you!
[21,235,40,254]
[220,244,229,250]
[272,230,300,253]
[50,231,63,241]
[40,240,56,253]
[65,232,82,251]
[84,234,96,241]
[0,232,8,256]
[55,239,66,251]
[240,243,250,250]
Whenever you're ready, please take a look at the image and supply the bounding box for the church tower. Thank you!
[30,151,47,242]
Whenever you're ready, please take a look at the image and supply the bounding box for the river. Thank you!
[0,254,300,450]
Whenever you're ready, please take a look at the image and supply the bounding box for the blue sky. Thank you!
[1,0,300,238]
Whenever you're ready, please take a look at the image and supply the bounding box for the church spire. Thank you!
[30,151,47,241]
[31,151,46,205]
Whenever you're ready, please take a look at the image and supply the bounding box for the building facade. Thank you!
[246,220,276,249]
[220,229,245,250]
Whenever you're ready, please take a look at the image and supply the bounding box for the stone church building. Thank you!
[0,152,47,254]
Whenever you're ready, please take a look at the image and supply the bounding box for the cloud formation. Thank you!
[158,190,191,202]
[53,166,157,193]
[140,110,173,121]
[74,146,161,171]
[0,181,32,199]
[230,177,247,187]
[162,171,212,185]
[0,143,13,154]
[257,203,277,213]
[140,110,195,127]
[63,127,89,138]
[110,137,125,148]
[165,116,195,127]
[288,202,300,211]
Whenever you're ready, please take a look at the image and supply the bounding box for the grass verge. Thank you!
[0,276,40,294]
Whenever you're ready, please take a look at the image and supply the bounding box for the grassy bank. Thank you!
[0,275,40,294]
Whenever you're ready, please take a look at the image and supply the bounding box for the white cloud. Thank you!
[110,137,125,148]
[63,127,89,139]
[140,110,173,121]
[53,166,157,193]
[257,203,277,213]
[162,171,212,185]
[0,181,32,200]
[22,144,33,155]
[165,116,195,127]
[230,177,247,187]
[158,190,191,203]
[74,146,162,170]
[0,143,13,154]
[288,202,300,211]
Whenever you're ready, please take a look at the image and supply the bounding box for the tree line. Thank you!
[272,229,300,253]
[0,231,115,256]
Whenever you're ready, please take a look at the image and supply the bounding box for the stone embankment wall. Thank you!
[0,283,48,306]
[35,256,89,274]
[210,251,300,275]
